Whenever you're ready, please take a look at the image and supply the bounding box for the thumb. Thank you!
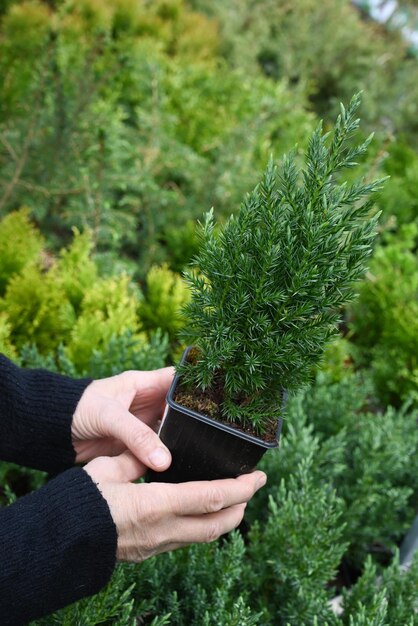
[102,403,172,472]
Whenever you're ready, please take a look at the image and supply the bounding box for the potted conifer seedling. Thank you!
[148,94,382,483]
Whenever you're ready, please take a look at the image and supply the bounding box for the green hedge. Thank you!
[0,209,188,372]
[0,0,313,276]
[191,0,418,138]
[349,225,418,407]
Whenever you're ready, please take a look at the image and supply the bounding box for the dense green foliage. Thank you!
[181,96,381,431]
[191,0,418,137]
[0,210,180,375]
[378,140,418,232]
[0,0,313,276]
[349,225,418,406]
[0,0,417,624]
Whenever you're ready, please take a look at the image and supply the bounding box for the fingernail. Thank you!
[256,474,267,489]
[148,448,170,468]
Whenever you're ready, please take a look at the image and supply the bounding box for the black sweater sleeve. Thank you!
[0,467,117,626]
[0,355,91,473]
[0,355,118,623]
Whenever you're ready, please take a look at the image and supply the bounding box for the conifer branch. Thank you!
[179,94,382,434]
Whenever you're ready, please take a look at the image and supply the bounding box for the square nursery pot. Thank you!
[147,347,283,483]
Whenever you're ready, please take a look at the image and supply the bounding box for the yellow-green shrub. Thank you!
[61,0,218,60]
[54,229,98,312]
[138,263,189,343]
[0,313,17,360]
[0,209,44,295]
[0,265,74,353]
[0,214,149,369]
[319,336,355,384]
[0,1,51,117]
[66,275,140,370]
[1,0,51,55]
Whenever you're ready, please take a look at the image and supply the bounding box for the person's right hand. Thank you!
[84,451,267,562]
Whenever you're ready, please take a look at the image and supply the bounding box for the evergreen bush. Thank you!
[247,459,346,624]
[0,0,313,276]
[191,0,418,140]
[349,224,418,406]
[0,208,44,295]
[0,212,172,372]
[342,553,418,625]
[180,95,381,433]
[65,274,139,369]
[138,263,189,347]
[378,140,418,233]
[1,264,74,353]
[297,371,418,566]
[0,311,414,625]
[163,219,199,272]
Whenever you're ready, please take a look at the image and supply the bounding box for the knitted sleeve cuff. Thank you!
[0,355,92,472]
[0,467,117,626]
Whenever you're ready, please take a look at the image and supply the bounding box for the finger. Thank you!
[167,503,247,546]
[102,403,172,471]
[74,437,126,463]
[128,367,174,400]
[129,368,175,424]
[136,367,175,393]
[110,451,146,482]
[116,500,247,564]
[85,450,145,483]
[159,472,267,516]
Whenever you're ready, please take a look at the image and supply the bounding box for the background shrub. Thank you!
[0,0,314,276]
[0,208,44,295]
[349,225,418,406]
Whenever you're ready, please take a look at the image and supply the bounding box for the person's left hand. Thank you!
[72,368,174,472]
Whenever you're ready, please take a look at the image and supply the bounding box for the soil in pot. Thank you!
[174,346,279,444]
[147,347,283,483]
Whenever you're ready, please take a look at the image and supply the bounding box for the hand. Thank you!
[72,368,174,472]
[84,451,267,562]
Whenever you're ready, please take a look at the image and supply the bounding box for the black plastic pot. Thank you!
[400,513,418,567]
[147,348,283,483]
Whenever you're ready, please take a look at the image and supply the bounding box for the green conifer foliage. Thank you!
[190,0,418,141]
[85,329,169,378]
[343,554,418,626]
[247,459,346,625]
[1,264,74,353]
[378,141,418,231]
[21,372,418,625]
[0,312,17,359]
[0,208,43,295]
[0,0,313,276]
[349,224,418,406]
[138,263,189,344]
[251,368,413,561]
[54,229,98,312]
[181,95,382,432]
[65,275,139,370]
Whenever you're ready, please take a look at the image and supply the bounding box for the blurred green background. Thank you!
[1,1,418,624]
